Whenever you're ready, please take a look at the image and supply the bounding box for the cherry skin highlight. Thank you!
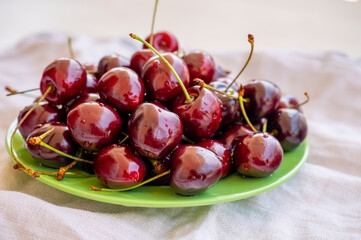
[233,132,283,177]
[26,122,78,168]
[128,102,183,159]
[170,145,222,196]
[141,53,190,102]
[143,31,179,52]
[67,102,122,152]
[98,67,145,112]
[182,50,215,85]
[94,144,146,189]
[40,57,87,105]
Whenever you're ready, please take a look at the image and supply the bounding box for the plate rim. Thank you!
[5,119,309,208]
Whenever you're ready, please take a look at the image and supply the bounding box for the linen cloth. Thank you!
[0,33,360,240]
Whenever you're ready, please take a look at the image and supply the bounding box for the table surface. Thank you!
[0,0,361,58]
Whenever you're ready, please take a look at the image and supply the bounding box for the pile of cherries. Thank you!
[9,31,308,196]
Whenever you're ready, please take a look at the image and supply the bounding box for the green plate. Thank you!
[6,120,309,208]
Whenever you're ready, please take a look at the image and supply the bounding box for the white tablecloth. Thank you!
[0,33,360,239]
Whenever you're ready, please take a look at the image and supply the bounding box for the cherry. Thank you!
[233,132,283,177]
[268,108,308,151]
[182,50,215,85]
[170,145,222,196]
[197,139,231,178]
[243,79,281,120]
[128,102,183,159]
[212,66,229,82]
[129,49,156,75]
[217,123,253,151]
[172,85,222,141]
[209,79,241,130]
[143,31,179,52]
[18,103,63,139]
[94,144,146,189]
[278,92,309,112]
[26,122,78,168]
[65,92,101,113]
[96,53,130,79]
[40,57,87,105]
[98,67,145,112]
[67,102,122,151]
[83,73,98,94]
[141,53,190,102]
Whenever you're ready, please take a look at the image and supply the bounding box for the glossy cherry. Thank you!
[143,31,179,52]
[96,53,130,79]
[233,132,283,177]
[182,50,215,84]
[170,145,222,196]
[40,57,87,105]
[141,53,190,102]
[172,86,222,141]
[67,102,122,151]
[218,123,253,150]
[197,139,231,178]
[129,49,156,75]
[278,94,302,111]
[243,79,281,120]
[83,73,98,94]
[209,79,241,130]
[94,144,146,189]
[268,108,308,151]
[26,122,78,168]
[128,102,182,159]
[98,67,145,112]
[18,103,63,139]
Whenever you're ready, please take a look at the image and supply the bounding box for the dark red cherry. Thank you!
[141,53,190,102]
[268,108,308,151]
[233,132,283,177]
[65,92,101,113]
[209,79,241,130]
[170,145,222,196]
[96,53,130,79]
[26,122,78,168]
[18,103,63,139]
[128,102,183,159]
[197,140,231,178]
[97,67,145,112]
[172,86,222,141]
[212,66,229,82]
[218,123,253,151]
[143,31,179,52]
[83,73,98,93]
[40,57,87,105]
[94,144,146,189]
[182,50,215,84]
[129,49,156,75]
[67,102,122,151]
[278,94,302,111]
[243,79,281,120]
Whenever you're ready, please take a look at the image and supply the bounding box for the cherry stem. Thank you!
[296,92,310,108]
[27,136,93,164]
[238,85,258,133]
[194,78,238,100]
[262,119,268,133]
[129,33,192,103]
[118,134,129,144]
[86,70,99,74]
[6,86,40,97]
[10,85,53,177]
[68,37,75,59]
[149,0,159,46]
[57,149,83,181]
[90,170,170,192]
[225,34,254,92]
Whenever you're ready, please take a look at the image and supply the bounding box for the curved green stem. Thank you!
[225,34,254,92]
[6,87,40,96]
[90,170,170,192]
[149,0,159,46]
[262,119,268,133]
[130,33,192,103]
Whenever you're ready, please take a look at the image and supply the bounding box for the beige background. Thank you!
[0,0,361,58]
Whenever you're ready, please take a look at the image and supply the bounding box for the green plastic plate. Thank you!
[6,120,309,207]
